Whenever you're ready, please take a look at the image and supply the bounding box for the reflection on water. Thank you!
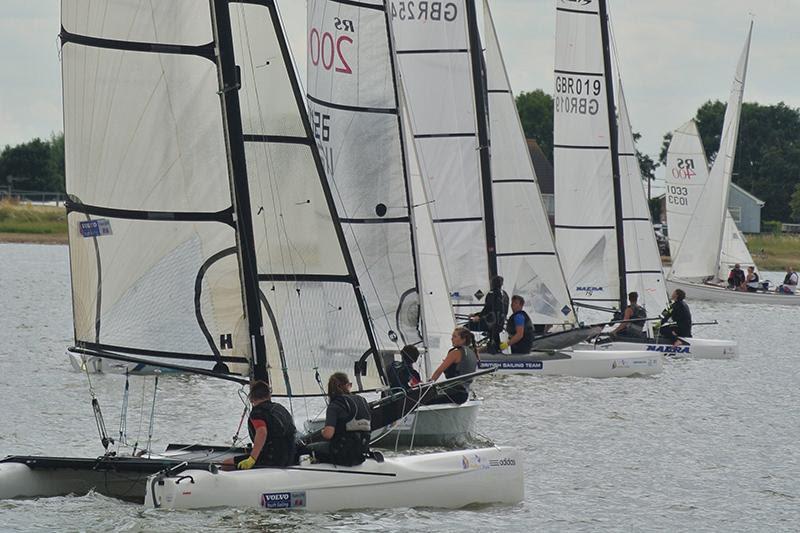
[1,244,798,531]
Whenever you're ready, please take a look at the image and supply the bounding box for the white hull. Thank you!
[145,446,523,511]
[478,349,662,378]
[306,400,481,448]
[586,337,738,360]
[667,277,800,305]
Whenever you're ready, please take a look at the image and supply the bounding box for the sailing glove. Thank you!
[237,456,256,470]
[500,342,509,350]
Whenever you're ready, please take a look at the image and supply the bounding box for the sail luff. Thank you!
[465,0,497,280]
[597,0,627,312]
[210,0,268,381]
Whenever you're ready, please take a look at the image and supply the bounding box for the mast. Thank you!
[210,0,268,381]
[465,0,498,280]
[598,0,627,312]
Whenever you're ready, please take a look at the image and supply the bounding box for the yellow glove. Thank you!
[237,456,256,470]
[500,341,509,350]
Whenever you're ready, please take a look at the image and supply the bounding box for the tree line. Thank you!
[0,133,65,193]
[517,90,800,222]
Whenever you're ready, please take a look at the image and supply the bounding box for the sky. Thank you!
[1,0,798,180]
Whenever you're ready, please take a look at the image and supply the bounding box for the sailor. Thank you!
[727,263,745,289]
[500,295,535,354]
[224,381,297,470]
[427,327,478,404]
[658,289,692,346]
[308,373,372,467]
[778,266,798,294]
[743,266,760,292]
[468,275,509,354]
[386,345,422,391]
[611,291,648,339]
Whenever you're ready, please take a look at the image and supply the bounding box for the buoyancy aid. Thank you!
[627,304,647,334]
[329,395,371,466]
[247,401,297,467]
[505,310,535,353]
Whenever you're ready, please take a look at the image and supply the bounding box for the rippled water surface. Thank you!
[1,243,798,531]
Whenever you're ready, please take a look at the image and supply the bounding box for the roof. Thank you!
[731,182,765,206]
[527,139,554,195]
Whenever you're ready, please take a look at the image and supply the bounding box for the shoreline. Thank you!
[0,232,68,245]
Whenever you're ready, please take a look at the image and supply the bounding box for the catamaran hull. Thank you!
[306,400,481,448]
[145,447,523,511]
[478,349,662,378]
[588,337,738,360]
[667,277,800,305]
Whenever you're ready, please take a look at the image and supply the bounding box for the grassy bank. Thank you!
[746,234,800,271]
[0,199,68,244]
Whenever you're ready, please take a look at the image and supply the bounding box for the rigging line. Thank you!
[117,370,131,452]
[145,373,160,457]
[133,375,147,455]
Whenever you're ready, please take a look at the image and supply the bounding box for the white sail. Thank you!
[62,0,250,375]
[553,0,620,309]
[616,84,668,314]
[718,210,757,279]
[306,0,422,356]
[483,0,576,325]
[390,0,490,315]
[668,23,752,281]
[402,98,456,377]
[63,0,385,394]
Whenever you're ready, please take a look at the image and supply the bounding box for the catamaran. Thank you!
[551,0,737,359]
[392,0,661,377]
[1,0,523,511]
[664,24,800,305]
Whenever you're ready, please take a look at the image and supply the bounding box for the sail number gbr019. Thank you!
[554,75,601,116]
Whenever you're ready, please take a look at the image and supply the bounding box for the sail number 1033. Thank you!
[309,18,354,74]
[666,185,689,206]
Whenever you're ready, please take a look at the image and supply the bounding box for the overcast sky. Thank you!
[1,0,797,178]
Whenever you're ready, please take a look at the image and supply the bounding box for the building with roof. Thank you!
[655,182,764,233]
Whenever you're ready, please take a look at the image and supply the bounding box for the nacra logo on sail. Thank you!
[576,286,603,296]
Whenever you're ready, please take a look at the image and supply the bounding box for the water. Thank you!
[1,243,798,531]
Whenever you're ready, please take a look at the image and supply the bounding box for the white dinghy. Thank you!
[664,23,796,305]
[551,0,737,360]
[3,0,522,510]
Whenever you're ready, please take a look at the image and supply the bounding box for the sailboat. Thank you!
[0,0,523,510]
[664,26,799,304]
[391,0,661,377]
[303,0,481,446]
[552,0,737,360]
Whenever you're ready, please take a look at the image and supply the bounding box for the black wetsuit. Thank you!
[238,401,296,467]
[659,300,692,339]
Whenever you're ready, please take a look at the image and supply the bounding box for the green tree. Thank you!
[515,90,553,161]
[0,138,57,192]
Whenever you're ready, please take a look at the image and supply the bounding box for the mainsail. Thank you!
[667,23,752,282]
[553,0,626,311]
[482,0,576,324]
[306,0,423,354]
[62,0,383,395]
[390,0,490,314]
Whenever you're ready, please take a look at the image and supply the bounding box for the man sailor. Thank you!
[468,275,509,353]
[777,266,798,294]
[500,295,535,354]
[658,289,692,346]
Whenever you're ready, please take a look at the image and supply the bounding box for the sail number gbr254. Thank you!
[554,74,601,116]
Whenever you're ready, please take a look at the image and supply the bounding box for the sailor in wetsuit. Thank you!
[427,327,478,404]
[500,295,535,354]
[611,291,648,339]
[386,345,422,391]
[307,373,372,467]
[658,289,692,346]
[468,275,509,353]
[224,380,296,470]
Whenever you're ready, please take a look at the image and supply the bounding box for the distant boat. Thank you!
[665,22,800,305]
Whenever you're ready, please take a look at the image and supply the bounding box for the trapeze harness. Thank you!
[247,401,296,467]
[505,310,535,353]
[329,395,372,467]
